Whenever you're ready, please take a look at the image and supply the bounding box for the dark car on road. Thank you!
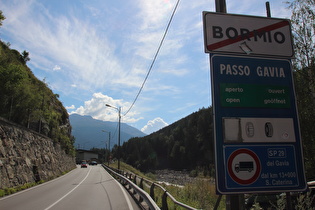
[89,161,97,165]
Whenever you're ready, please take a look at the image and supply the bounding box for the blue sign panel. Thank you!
[225,145,299,190]
[211,54,306,194]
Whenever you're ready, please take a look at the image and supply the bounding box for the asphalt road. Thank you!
[0,165,141,210]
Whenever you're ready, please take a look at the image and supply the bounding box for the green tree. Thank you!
[0,40,75,157]
[21,50,30,64]
[120,107,214,172]
[294,66,315,179]
[288,0,315,69]
[0,10,5,27]
[0,64,28,120]
[288,0,315,179]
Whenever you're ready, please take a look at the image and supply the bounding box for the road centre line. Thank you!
[44,167,92,210]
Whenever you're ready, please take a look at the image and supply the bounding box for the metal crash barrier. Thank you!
[102,164,198,210]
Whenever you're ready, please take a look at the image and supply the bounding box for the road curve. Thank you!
[0,165,141,210]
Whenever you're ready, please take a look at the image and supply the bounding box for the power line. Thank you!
[123,0,181,116]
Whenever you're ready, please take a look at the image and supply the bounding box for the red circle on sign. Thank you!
[227,149,261,185]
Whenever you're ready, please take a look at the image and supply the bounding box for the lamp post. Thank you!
[105,104,121,169]
[102,130,111,165]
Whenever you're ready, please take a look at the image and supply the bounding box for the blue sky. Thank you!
[0,0,291,134]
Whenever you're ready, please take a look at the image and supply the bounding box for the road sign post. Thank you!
[209,54,306,194]
[203,11,307,195]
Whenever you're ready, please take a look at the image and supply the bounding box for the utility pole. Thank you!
[118,107,121,170]
[102,130,111,166]
[105,104,121,170]
[108,132,111,166]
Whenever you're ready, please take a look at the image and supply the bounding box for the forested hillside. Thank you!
[289,0,315,180]
[120,107,214,173]
[294,66,315,180]
[0,40,75,156]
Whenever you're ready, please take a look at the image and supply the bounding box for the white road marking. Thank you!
[0,168,78,201]
[114,179,134,210]
[44,167,92,210]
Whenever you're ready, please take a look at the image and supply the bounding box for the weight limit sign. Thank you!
[227,148,261,185]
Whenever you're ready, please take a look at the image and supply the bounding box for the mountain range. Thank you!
[69,114,146,150]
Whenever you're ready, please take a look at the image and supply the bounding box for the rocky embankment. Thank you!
[0,117,76,189]
[154,170,197,186]
[154,169,216,187]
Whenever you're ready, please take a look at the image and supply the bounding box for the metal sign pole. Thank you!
[214,195,222,210]
[213,1,243,209]
[215,0,226,13]
[266,1,271,17]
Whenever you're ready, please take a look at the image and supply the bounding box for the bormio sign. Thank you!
[203,12,307,194]
[203,12,294,57]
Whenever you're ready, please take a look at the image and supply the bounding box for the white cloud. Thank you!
[141,117,168,134]
[2,0,193,99]
[66,105,76,110]
[70,93,142,123]
[137,0,174,30]
[1,1,139,92]
[53,65,61,71]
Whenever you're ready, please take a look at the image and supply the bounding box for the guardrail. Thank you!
[102,164,198,210]
[102,164,159,210]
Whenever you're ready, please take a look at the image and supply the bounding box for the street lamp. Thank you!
[105,104,121,169]
[102,130,111,165]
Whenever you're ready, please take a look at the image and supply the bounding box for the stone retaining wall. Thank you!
[0,117,76,189]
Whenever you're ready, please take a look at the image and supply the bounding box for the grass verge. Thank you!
[108,161,226,209]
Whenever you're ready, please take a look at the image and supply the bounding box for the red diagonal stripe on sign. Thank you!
[207,20,289,51]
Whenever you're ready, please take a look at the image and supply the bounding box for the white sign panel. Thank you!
[203,12,294,57]
[223,118,296,143]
